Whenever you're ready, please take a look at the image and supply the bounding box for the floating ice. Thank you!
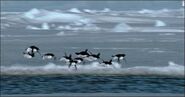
[138,8,170,14]
[68,8,82,14]
[112,23,132,32]
[26,23,50,30]
[23,8,40,19]
[159,33,176,36]
[56,31,65,36]
[22,8,84,23]
[155,20,166,27]
[101,8,111,12]
[138,9,154,14]
[41,22,50,30]
[83,9,97,14]
[26,25,41,30]
[56,23,100,31]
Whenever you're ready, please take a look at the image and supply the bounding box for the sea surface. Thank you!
[1,1,184,95]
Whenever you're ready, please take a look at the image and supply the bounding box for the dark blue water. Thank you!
[1,75,184,94]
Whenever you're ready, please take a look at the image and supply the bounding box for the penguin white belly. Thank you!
[85,57,96,61]
[120,57,124,60]
[77,60,82,63]
[33,49,38,52]
[60,58,70,62]
[26,48,32,53]
[78,55,87,58]
[71,62,76,65]
[113,57,118,60]
[24,54,32,59]
[43,56,53,60]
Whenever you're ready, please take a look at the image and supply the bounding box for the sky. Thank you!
[1,1,183,12]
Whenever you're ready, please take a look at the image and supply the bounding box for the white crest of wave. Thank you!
[112,23,132,32]
[1,61,184,77]
[22,8,85,23]
[128,62,184,77]
[68,8,82,14]
[155,20,166,27]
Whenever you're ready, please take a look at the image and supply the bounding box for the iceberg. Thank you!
[41,23,50,30]
[155,20,166,27]
[68,8,82,14]
[22,8,84,23]
[112,23,132,32]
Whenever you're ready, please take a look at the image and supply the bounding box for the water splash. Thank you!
[1,61,184,77]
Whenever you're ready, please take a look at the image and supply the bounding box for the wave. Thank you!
[1,61,184,77]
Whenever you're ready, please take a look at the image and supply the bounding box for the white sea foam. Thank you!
[1,61,184,77]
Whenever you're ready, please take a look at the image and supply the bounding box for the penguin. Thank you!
[87,52,101,61]
[25,45,41,55]
[75,49,90,58]
[23,52,35,59]
[74,57,84,64]
[68,59,78,70]
[112,54,126,63]
[60,53,72,63]
[102,59,113,65]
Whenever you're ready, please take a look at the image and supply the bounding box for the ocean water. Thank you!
[1,1,185,95]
